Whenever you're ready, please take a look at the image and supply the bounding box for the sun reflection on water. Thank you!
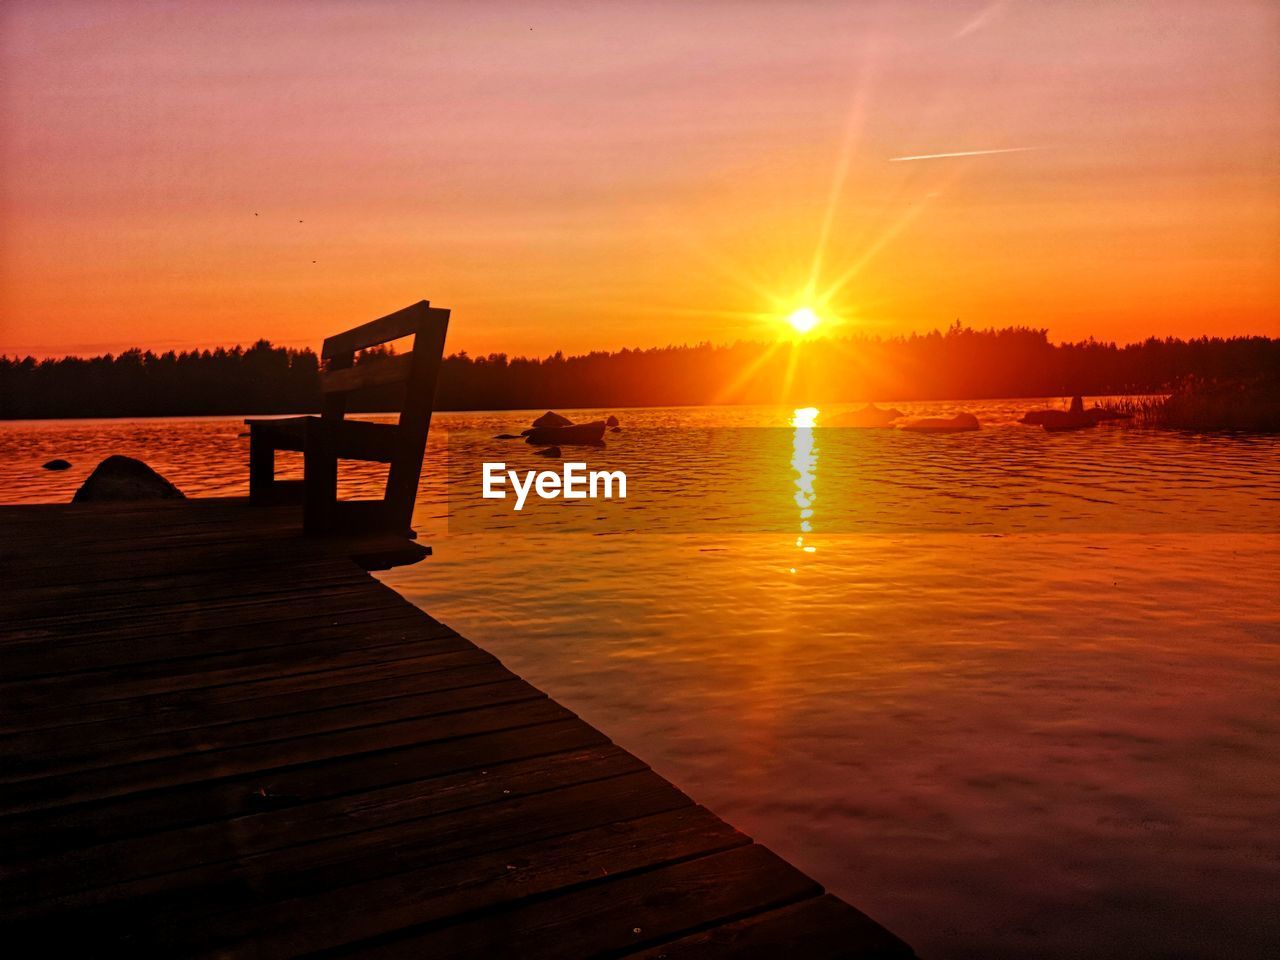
[790,407,820,569]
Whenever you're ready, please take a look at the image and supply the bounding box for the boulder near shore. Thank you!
[532,411,574,429]
[826,404,905,428]
[72,456,185,503]
[900,412,981,433]
[1020,395,1131,431]
[42,459,71,471]
[508,411,612,445]
[522,421,607,446]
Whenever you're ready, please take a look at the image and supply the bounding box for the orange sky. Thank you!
[1,0,1277,358]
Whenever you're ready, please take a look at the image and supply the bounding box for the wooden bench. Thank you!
[246,300,449,537]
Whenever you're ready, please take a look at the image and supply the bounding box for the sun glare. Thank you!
[785,307,822,335]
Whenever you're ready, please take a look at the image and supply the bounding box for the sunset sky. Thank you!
[1,0,1277,358]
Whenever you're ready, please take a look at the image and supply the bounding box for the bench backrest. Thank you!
[319,300,450,528]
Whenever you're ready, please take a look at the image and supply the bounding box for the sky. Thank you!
[1,0,1277,358]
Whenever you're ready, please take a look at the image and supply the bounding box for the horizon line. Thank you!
[4,326,1278,364]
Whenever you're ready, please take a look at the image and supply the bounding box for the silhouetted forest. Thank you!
[2,325,1277,419]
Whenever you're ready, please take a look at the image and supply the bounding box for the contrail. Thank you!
[952,0,1012,41]
[887,147,1037,162]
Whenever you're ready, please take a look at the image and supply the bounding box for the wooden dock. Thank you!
[0,497,913,958]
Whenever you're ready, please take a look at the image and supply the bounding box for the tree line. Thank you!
[2,325,1276,419]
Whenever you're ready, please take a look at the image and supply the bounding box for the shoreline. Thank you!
[0,392,1172,426]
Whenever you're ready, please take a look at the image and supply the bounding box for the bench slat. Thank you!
[247,419,400,463]
[322,354,414,394]
[321,302,446,359]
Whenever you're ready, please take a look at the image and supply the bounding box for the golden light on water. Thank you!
[785,307,822,335]
[790,406,820,429]
[790,406,820,569]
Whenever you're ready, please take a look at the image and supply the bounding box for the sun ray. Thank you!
[710,338,787,406]
[674,233,783,307]
[807,40,880,297]
[779,339,803,403]
[659,305,781,324]
[817,164,965,304]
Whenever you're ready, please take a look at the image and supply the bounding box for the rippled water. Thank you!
[2,402,1278,960]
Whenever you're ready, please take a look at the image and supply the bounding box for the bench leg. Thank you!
[385,491,416,538]
[249,431,276,504]
[303,426,338,535]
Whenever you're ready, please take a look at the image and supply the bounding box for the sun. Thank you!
[785,307,822,335]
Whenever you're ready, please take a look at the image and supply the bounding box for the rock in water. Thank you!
[900,413,981,433]
[606,415,619,427]
[1039,409,1097,432]
[826,404,905,428]
[534,446,562,458]
[1023,401,1126,429]
[522,421,607,446]
[73,456,185,502]
[532,411,573,429]
[42,459,72,471]
[493,433,522,440]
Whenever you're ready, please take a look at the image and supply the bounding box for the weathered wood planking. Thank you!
[0,498,914,958]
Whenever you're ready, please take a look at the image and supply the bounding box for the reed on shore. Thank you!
[1104,378,1280,432]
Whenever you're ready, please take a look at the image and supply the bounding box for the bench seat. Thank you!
[245,417,401,463]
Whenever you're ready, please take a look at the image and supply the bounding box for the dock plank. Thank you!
[2,624,484,708]
[0,498,913,957]
[0,697,575,815]
[353,844,822,960]
[2,676,545,781]
[626,894,914,960]
[174,805,749,958]
[2,745,649,911]
[1,655,508,737]
[0,719,608,860]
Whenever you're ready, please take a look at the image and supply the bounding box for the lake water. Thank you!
[2,401,1278,959]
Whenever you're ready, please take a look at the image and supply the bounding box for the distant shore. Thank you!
[0,392,1167,424]
[3,326,1276,421]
